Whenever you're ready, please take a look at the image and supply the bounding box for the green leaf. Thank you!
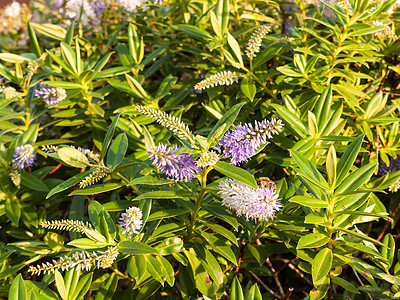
[214,161,257,188]
[47,169,93,199]
[201,221,238,246]
[227,33,243,66]
[331,276,360,294]
[118,241,159,255]
[128,175,174,186]
[71,272,92,300]
[20,172,48,192]
[70,182,123,196]
[127,255,146,284]
[148,209,191,221]
[31,23,66,40]
[184,250,218,297]
[54,270,67,300]
[245,284,262,300]
[125,74,151,100]
[100,113,122,161]
[58,147,90,168]
[144,255,166,286]
[207,102,245,147]
[289,195,329,208]
[314,85,332,132]
[297,233,330,249]
[326,145,337,187]
[230,277,244,300]
[8,274,27,300]
[27,22,41,58]
[335,163,377,195]
[193,244,224,285]
[382,234,395,269]
[6,197,21,226]
[215,0,229,34]
[63,21,74,45]
[60,42,77,74]
[312,248,332,284]
[290,150,328,189]
[135,190,193,200]
[42,81,83,89]
[155,237,184,256]
[95,273,117,300]
[241,76,256,101]
[336,134,365,185]
[272,104,308,137]
[68,238,107,249]
[340,228,386,248]
[106,133,128,169]
[0,53,30,64]
[172,24,213,41]
[158,256,175,287]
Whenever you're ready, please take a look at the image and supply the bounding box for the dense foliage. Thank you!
[1,0,400,299]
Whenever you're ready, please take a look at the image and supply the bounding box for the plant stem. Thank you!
[185,168,209,239]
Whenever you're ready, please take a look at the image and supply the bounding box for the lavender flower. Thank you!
[119,206,143,238]
[148,144,201,182]
[218,178,282,221]
[217,119,284,165]
[12,144,36,170]
[35,83,66,106]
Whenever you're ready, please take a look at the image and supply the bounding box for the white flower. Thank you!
[119,206,143,237]
[4,1,21,18]
[118,0,147,12]
[218,178,282,221]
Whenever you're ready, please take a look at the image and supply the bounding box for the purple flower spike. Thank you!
[12,144,36,170]
[148,144,201,182]
[218,118,284,165]
[35,84,66,106]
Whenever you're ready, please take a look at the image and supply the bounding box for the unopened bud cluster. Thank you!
[194,71,238,90]
[41,219,94,234]
[197,151,220,168]
[245,25,271,59]
[41,145,59,153]
[10,170,20,188]
[3,87,17,99]
[135,105,195,146]
[389,179,400,193]
[28,247,119,275]
[79,165,112,188]
[372,20,397,40]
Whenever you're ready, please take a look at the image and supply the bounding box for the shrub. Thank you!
[1,0,400,299]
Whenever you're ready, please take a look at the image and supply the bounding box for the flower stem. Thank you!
[185,168,209,239]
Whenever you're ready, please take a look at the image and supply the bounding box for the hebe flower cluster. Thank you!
[218,119,284,165]
[41,219,94,234]
[245,24,271,59]
[119,206,143,238]
[135,105,195,147]
[118,0,147,12]
[218,178,282,221]
[372,20,397,40]
[64,0,106,31]
[79,165,112,188]
[148,144,201,182]
[28,246,119,275]
[194,71,239,90]
[35,83,66,106]
[12,144,36,170]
